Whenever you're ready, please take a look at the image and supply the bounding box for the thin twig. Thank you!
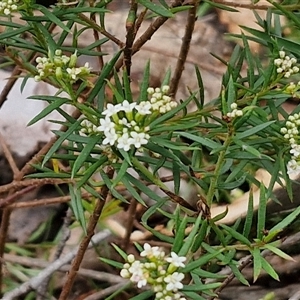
[3,253,127,284]
[114,0,184,71]
[0,179,73,198]
[58,167,115,300]
[0,186,37,207]
[2,230,112,300]
[89,0,104,70]
[134,6,148,35]
[170,1,198,96]
[0,66,23,109]
[84,282,127,300]
[132,0,184,55]
[0,208,11,296]
[8,195,71,208]
[123,197,138,250]
[78,13,125,48]
[124,0,138,75]
[0,132,20,179]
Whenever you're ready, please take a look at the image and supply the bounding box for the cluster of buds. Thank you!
[283,81,300,98]
[274,51,299,78]
[120,243,186,300]
[147,86,178,113]
[34,49,91,84]
[226,103,243,118]
[80,119,98,135]
[0,0,18,15]
[81,86,177,152]
[281,113,300,176]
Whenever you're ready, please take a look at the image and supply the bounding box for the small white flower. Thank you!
[120,268,130,278]
[164,272,184,291]
[235,109,243,117]
[135,101,152,115]
[121,100,136,112]
[119,117,131,127]
[128,131,149,148]
[274,58,282,66]
[162,85,170,93]
[287,159,300,176]
[102,129,118,146]
[166,252,186,268]
[136,277,147,288]
[140,243,162,258]
[117,133,132,151]
[277,67,283,74]
[291,57,297,64]
[129,260,142,275]
[127,254,135,263]
[147,87,155,94]
[102,103,122,117]
[290,144,300,157]
[66,67,81,80]
[279,50,285,59]
[97,117,115,133]
[230,103,237,110]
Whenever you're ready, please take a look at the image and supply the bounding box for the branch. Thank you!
[84,282,128,300]
[123,0,138,75]
[0,178,73,198]
[114,0,184,71]
[0,132,20,179]
[58,167,115,300]
[170,1,198,96]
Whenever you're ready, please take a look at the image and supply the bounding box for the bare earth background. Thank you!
[0,1,300,299]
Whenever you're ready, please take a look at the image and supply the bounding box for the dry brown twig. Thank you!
[170,0,199,96]
[114,0,185,71]
[123,0,138,75]
[58,167,115,300]
[0,133,20,179]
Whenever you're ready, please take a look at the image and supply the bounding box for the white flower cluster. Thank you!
[34,49,91,84]
[281,113,300,176]
[226,103,243,118]
[94,86,177,152]
[121,243,186,300]
[274,51,299,78]
[0,0,18,15]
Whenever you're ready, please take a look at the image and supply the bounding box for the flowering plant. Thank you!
[1,0,300,300]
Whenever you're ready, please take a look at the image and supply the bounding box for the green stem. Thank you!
[206,128,233,207]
